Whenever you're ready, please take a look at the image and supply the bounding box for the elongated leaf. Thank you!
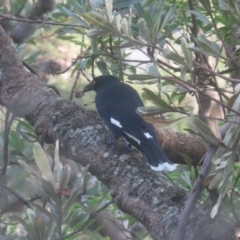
[218,0,231,11]
[200,0,211,11]
[106,0,113,22]
[61,7,89,28]
[141,116,186,128]
[87,29,107,37]
[188,10,210,24]
[54,140,61,185]
[59,165,71,191]
[41,179,58,203]
[137,106,172,115]
[113,0,138,8]
[209,105,222,141]
[178,152,192,169]
[34,143,54,185]
[64,165,90,214]
[31,203,53,220]
[211,191,224,218]
[209,171,223,190]
[27,208,36,227]
[13,216,34,237]
[162,48,188,67]
[142,88,176,111]
[222,124,240,148]
[18,160,40,177]
[158,6,176,34]
[34,216,46,240]
[83,12,119,35]
[181,37,192,69]
[190,114,219,145]
[148,65,160,77]
[91,36,98,54]
[195,35,221,57]
[45,217,56,239]
[96,61,110,75]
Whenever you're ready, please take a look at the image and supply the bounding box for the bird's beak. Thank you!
[83,82,94,93]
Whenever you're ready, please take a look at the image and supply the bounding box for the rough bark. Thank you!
[0,26,236,240]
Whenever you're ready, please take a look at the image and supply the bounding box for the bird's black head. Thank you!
[83,75,119,93]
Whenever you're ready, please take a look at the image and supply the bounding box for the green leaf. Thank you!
[12,216,34,237]
[34,216,46,240]
[45,217,56,239]
[178,152,192,169]
[181,37,192,69]
[106,0,113,22]
[181,170,192,188]
[142,88,176,111]
[188,10,210,24]
[96,61,110,75]
[31,203,53,220]
[83,12,119,35]
[194,35,221,57]
[157,5,176,34]
[70,0,85,14]
[27,208,36,227]
[113,0,138,9]
[34,143,54,185]
[61,7,89,28]
[199,0,211,11]
[64,165,90,214]
[189,114,219,145]
[222,124,240,149]
[18,160,40,177]
[162,48,188,67]
[148,65,160,77]
[211,191,224,218]
[91,36,98,54]
[59,164,71,191]
[218,0,231,11]
[54,140,61,185]
[137,106,172,115]
[41,179,58,203]
[209,171,223,190]
[87,29,107,37]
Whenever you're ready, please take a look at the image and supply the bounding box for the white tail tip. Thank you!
[151,162,176,172]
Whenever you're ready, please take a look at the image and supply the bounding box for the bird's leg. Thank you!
[106,133,115,145]
[124,142,132,151]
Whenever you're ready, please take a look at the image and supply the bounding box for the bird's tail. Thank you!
[139,127,176,172]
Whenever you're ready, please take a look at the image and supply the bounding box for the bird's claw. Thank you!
[124,142,132,151]
[107,134,115,145]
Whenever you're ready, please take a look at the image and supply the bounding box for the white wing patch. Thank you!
[144,132,153,139]
[123,131,141,145]
[151,162,176,172]
[110,118,122,128]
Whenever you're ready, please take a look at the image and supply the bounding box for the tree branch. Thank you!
[0,26,236,240]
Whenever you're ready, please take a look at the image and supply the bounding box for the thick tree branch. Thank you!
[2,0,55,44]
[0,26,236,240]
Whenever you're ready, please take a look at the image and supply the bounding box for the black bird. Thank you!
[83,75,176,172]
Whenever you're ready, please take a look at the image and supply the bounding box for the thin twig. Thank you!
[171,123,231,240]
[230,172,240,225]
[69,71,80,100]
[0,14,90,29]
[0,110,15,181]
